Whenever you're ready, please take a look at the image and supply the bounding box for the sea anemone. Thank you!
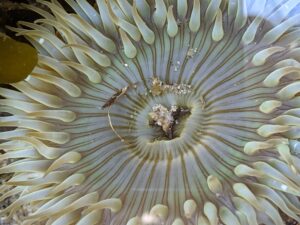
[1,0,300,224]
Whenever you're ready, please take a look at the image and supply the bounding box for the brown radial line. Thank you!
[237,135,257,143]
[131,58,150,88]
[130,144,158,162]
[207,90,277,108]
[105,125,136,136]
[202,129,255,157]
[79,81,109,101]
[107,130,136,145]
[141,145,166,162]
[62,117,108,129]
[152,26,164,77]
[192,140,239,188]
[179,153,194,199]
[121,92,148,110]
[65,133,112,151]
[81,146,134,191]
[205,17,239,57]
[66,111,103,118]
[75,74,102,88]
[97,78,126,96]
[58,122,104,133]
[235,66,275,85]
[135,160,159,214]
[108,95,141,111]
[165,33,175,83]
[98,73,125,92]
[118,199,140,224]
[63,98,101,108]
[183,147,209,201]
[150,29,165,84]
[187,31,220,83]
[206,99,260,114]
[105,114,133,127]
[200,160,240,190]
[198,131,250,165]
[209,106,262,114]
[221,7,230,26]
[205,122,258,135]
[82,77,118,101]
[125,130,139,147]
[75,92,104,102]
[189,32,242,88]
[177,27,197,69]
[151,161,167,208]
[196,34,232,75]
[135,40,148,65]
[142,39,157,81]
[213,115,269,125]
[186,25,209,83]
[199,29,265,79]
[110,158,151,204]
[201,133,260,161]
[134,41,152,85]
[203,124,254,148]
[110,55,139,85]
[193,52,253,95]
[75,112,107,119]
[175,21,188,62]
[65,126,111,138]
[178,22,187,52]
[99,154,143,197]
[110,192,139,224]
[224,10,232,28]
[205,20,235,61]
[161,151,173,205]
[188,143,210,179]
[202,55,248,88]
[199,57,270,93]
[176,25,195,84]
[198,18,214,45]
[110,50,132,79]
[75,141,127,171]
[169,162,182,219]
[197,139,248,170]
[206,79,265,106]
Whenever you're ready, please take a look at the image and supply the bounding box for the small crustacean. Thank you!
[102,86,129,109]
[102,83,138,142]
[102,82,139,109]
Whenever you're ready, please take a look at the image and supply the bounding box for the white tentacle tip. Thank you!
[184,199,197,218]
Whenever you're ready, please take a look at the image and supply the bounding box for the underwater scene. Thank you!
[0,0,300,224]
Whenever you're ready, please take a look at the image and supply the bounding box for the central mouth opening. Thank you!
[148,104,191,140]
[125,89,204,159]
[124,78,204,152]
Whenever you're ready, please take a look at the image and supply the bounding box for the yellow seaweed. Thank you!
[0,35,37,84]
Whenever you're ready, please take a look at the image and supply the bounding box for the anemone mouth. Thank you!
[1,0,300,225]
